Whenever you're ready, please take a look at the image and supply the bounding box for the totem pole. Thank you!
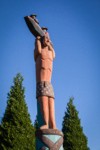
[24,14,64,150]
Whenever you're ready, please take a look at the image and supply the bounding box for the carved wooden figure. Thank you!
[34,29,56,129]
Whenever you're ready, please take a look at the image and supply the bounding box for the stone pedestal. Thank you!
[36,129,64,150]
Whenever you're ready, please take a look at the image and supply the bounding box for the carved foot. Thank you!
[49,125,56,129]
[40,125,48,129]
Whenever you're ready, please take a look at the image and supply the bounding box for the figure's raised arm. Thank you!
[48,44,55,59]
[34,36,42,61]
[36,36,42,53]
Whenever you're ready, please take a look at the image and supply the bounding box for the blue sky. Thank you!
[0,0,100,149]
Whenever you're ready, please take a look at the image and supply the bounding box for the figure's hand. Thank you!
[36,36,41,40]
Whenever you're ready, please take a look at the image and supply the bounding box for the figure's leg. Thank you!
[38,96,49,129]
[48,97,56,129]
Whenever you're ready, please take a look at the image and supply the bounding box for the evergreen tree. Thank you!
[0,74,35,150]
[34,115,39,149]
[34,115,39,130]
[0,124,2,147]
[62,97,89,150]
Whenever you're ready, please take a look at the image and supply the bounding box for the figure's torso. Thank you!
[35,47,53,82]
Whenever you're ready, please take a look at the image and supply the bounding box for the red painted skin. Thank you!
[34,34,56,129]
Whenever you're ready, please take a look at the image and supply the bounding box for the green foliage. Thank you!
[34,115,39,148]
[34,115,39,130]
[0,73,35,150]
[62,97,89,150]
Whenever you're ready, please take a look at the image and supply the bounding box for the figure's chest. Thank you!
[41,48,52,59]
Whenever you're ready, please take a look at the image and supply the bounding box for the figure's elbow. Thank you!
[53,52,55,59]
[38,48,41,54]
[53,50,56,58]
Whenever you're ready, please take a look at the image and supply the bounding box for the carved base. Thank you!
[36,129,64,150]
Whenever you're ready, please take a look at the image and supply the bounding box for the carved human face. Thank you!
[43,36,50,47]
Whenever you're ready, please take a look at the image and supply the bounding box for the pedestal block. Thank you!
[36,129,64,150]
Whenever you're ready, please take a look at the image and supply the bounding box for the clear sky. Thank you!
[0,0,100,149]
